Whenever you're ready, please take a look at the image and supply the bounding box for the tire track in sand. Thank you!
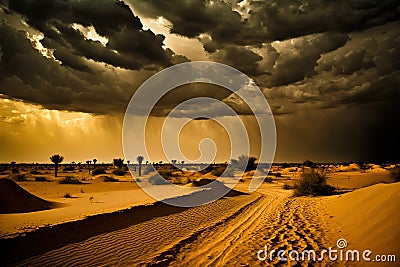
[16,193,260,267]
[169,185,335,267]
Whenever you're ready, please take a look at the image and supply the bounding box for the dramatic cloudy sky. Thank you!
[0,0,399,163]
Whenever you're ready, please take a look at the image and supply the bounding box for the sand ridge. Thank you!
[0,178,61,214]
[9,190,260,266]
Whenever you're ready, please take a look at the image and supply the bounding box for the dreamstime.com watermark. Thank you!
[257,238,396,263]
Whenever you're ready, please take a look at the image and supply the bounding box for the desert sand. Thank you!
[0,164,399,266]
[327,182,400,266]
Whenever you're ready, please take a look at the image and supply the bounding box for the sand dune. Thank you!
[327,182,400,266]
[1,184,336,266]
[0,178,59,214]
[2,189,260,266]
[1,174,398,266]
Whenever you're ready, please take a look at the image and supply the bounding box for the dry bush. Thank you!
[92,167,106,175]
[283,183,292,190]
[390,166,400,182]
[35,176,50,182]
[294,168,335,196]
[59,176,82,184]
[63,192,73,198]
[112,167,127,176]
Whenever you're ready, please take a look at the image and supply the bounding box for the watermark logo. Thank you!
[122,61,276,207]
[257,238,396,263]
[336,238,348,249]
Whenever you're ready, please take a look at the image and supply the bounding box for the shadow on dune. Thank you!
[0,178,61,214]
[1,180,247,265]
[1,201,189,265]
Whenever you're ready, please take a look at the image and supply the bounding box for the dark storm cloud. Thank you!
[129,0,260,51]
[267,32,349,87]
[249,0,400,41]
[0,0,193,114]
[0,21,151,114]
[266,22,400,162]
[130,0,400,49]
[5,0,174,70]
[211,45,263,75]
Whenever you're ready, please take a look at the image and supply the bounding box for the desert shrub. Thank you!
[210,165,226,176]
[11,168,19,174]
[283,183,292,190]
[59,176,82,184]
[357,162,371,171]
[16,174,27,181]
[281,163,290,169]
[302,159,316,168]
[274,172,282,177]
[113,158,124,169]
[63,192,73,198]
[112,167,127,176]
[103,176,119,182]
[210,166,223,176]
[237,155,257,171]
[293,168,335,196]
[30,170,42,175]
[206,165,234,177]
[92,167,106,175]
[149,174,170,185]
[9,173,26,181]
[63,166,75,172]
[0,166,8,172]
[35,176,49,182]
[390,166,400,182]
[199,165,213,175]
[264,177,273,183]
[172,176,188,185]
[157,169,174,179]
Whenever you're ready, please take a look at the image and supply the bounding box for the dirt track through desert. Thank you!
[16,185,333,266]
[169,186,333,267]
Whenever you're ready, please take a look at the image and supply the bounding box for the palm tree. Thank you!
[181,160,185,169]
[127,160,130,166]
[137,156,144,176]
[86,160,92,174]
[93,159,97,169]
[50,154,64,177]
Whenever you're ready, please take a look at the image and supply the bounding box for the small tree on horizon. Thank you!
[50,154,64,177]
[137,155,144,176]
[113,158,124,169]
[86,160,92,174]
[237,154,257,172]
[93,159,97,169]
[302,159,315,168]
